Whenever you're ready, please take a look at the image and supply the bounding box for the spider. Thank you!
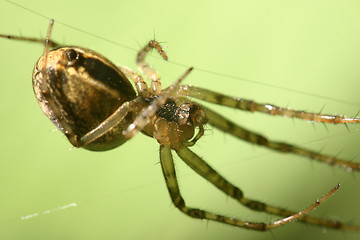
[1,19,360,232]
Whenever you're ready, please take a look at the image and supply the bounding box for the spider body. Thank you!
[2,19,360,231]
[33,46,204,151]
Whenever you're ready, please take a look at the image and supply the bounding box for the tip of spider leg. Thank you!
[157,50,168,61]
[185,67,194,75]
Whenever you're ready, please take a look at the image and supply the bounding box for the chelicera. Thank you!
[2,20,360,231]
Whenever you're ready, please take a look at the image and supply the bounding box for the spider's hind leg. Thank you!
[160,145,349,230]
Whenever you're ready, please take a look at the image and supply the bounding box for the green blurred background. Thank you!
[1,0,360,239]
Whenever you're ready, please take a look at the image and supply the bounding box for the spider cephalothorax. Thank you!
[142,97,207,149]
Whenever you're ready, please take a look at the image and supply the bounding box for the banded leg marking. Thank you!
[201,105,360,171]
[180,85,360,124]
[175,145,358,231]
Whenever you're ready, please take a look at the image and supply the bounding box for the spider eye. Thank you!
[65,49,79,65]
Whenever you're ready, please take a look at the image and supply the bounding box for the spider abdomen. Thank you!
[32,47,137,150]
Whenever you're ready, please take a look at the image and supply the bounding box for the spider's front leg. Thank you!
[160,145,349,231]
[120,39,195,139]
[179,86,360,171]
[137,40,168,95]
[180,85,360,124]
[123,68,194,139]
[199,104,360,171]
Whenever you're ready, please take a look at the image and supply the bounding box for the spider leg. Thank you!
[32,20,80,146]
[200,104,360,171]
[0,33,61,48]
[174,145,360,231]
[123,68,193,139]
[179,85,360,124]
[117,65,151,98]
[78,100,141,147]
[137,40,168,95]
[160,145,350,230]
